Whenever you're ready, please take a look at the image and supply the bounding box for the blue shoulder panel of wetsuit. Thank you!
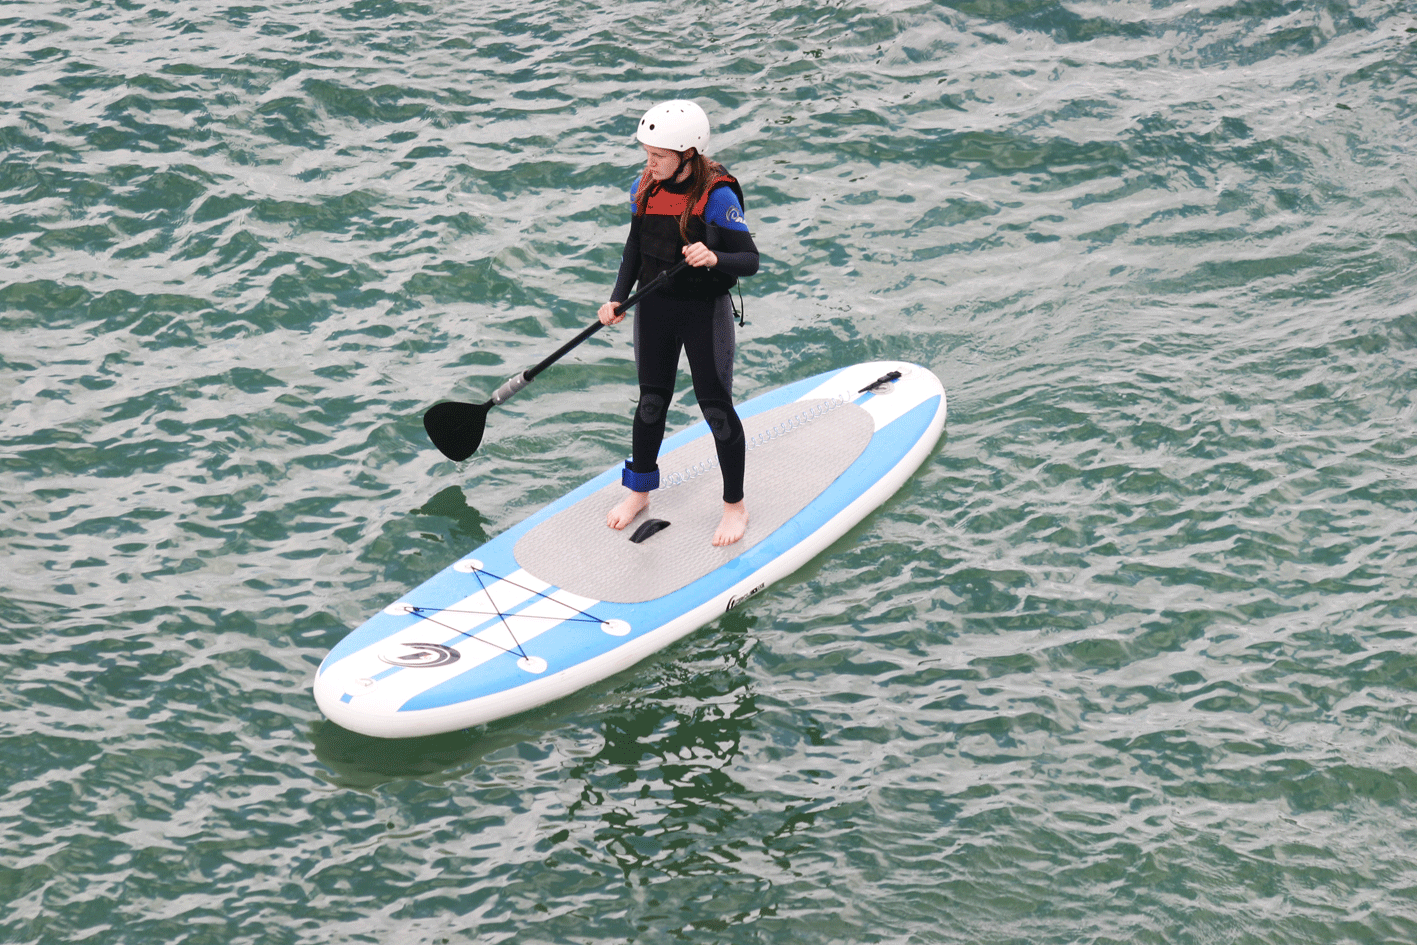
[704,184,749,232]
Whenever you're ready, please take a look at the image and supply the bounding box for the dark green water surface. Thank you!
[3,1,1417,942]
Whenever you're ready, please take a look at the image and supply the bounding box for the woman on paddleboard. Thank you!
[598,100,760,547]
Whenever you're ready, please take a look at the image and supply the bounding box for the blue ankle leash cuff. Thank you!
[621,460,660,493]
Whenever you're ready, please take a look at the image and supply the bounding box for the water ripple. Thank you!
[4,0,1417,943]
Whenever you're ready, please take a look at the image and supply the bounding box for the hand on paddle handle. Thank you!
[683,242,717,268]
[598,301,623,326]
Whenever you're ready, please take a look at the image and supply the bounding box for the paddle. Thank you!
[423,260,690,462]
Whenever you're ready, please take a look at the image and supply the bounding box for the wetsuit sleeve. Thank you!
[610,215,642,304]
[704,183,759,278]
[610,174,644,304]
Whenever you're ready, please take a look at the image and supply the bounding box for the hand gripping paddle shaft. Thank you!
[423,260,689,462]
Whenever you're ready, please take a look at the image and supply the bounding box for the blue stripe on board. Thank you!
[398,394,941,713]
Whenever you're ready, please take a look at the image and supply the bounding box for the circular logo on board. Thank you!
[379,643,461,669]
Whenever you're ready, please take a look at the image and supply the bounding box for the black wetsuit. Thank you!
[609,174,760,503]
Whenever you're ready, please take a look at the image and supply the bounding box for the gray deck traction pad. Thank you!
[513,399,875,603]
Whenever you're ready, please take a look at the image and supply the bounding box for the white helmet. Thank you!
[636,100,710,153]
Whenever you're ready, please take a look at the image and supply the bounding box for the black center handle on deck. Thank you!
[628,519,671,544]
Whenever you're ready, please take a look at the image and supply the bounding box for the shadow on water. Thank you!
[310,608,762,789]
[311,606,765,793]
[410,484,489,547]
[309,719,522,790]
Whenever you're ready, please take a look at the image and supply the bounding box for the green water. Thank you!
[4,1,1417,942]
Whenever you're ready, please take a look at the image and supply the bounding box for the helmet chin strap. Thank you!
[671,148,696,182]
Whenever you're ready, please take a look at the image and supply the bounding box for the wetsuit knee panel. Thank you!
[636,388,670,426]
[699,400,744,444]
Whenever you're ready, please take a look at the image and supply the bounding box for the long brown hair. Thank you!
[634,150,726,243]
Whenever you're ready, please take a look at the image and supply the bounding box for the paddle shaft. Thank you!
[487,259,688,405]
[424,259,695,461]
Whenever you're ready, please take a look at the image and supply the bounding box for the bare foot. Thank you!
[712,500,749,547]
[607,489,651,530]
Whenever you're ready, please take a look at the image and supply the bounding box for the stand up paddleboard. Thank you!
[314,361,946,738]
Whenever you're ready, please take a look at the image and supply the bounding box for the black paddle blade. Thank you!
[423,400,491,462]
